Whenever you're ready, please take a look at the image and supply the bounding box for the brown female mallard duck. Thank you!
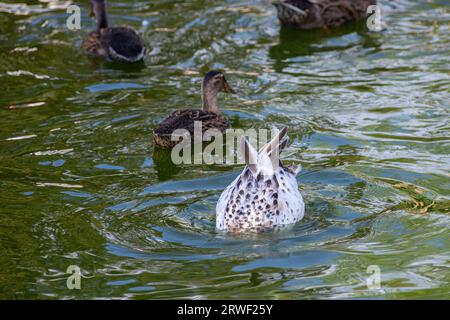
[82,0,145,63]
[272,0,377,30]
[153,71,235,148]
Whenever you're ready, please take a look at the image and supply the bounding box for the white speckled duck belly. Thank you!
[216,128,305,233]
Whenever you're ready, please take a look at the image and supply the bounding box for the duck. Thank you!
[216,128,305,233]
[82,0,145,63]
[272,0,377,30]
[153,71,235,148]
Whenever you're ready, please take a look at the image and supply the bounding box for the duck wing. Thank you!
[319,0,376,27]
[273,0,376,29]
[154,109,229,137]
[100,27,145,62]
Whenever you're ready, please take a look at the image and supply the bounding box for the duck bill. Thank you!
[223,78,236,94]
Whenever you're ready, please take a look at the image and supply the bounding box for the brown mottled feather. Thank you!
[273,0,377,29]
[82,31,107,57]
[82,27,145,62]
[153,109,230,148]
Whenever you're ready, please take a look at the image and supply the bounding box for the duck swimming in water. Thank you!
[216,128,305,233]
[82,0,145,63]
[153,71,235,148]
[272,0,377,30]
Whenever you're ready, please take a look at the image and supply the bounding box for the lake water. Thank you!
[0,0,449,299]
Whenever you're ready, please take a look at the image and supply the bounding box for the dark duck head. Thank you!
[89,0,108,30]
[201,71,235,114]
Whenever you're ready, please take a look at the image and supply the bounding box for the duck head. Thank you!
[90,0,108,30]
[201,71,235,114]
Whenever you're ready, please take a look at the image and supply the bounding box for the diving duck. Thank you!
[272,0,377,30]
[82,0,145,63]
[153,71,235,148]
[216,128,305,233]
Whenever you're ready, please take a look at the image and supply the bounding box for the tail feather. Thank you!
[241,137,258,175]
[241,128,290,176]
[260,127,288,156]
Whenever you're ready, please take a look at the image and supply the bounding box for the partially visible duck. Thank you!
[216,128,305,233]
[82,0,145,63]
[272,0,377,30]
[153,71,235,148]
